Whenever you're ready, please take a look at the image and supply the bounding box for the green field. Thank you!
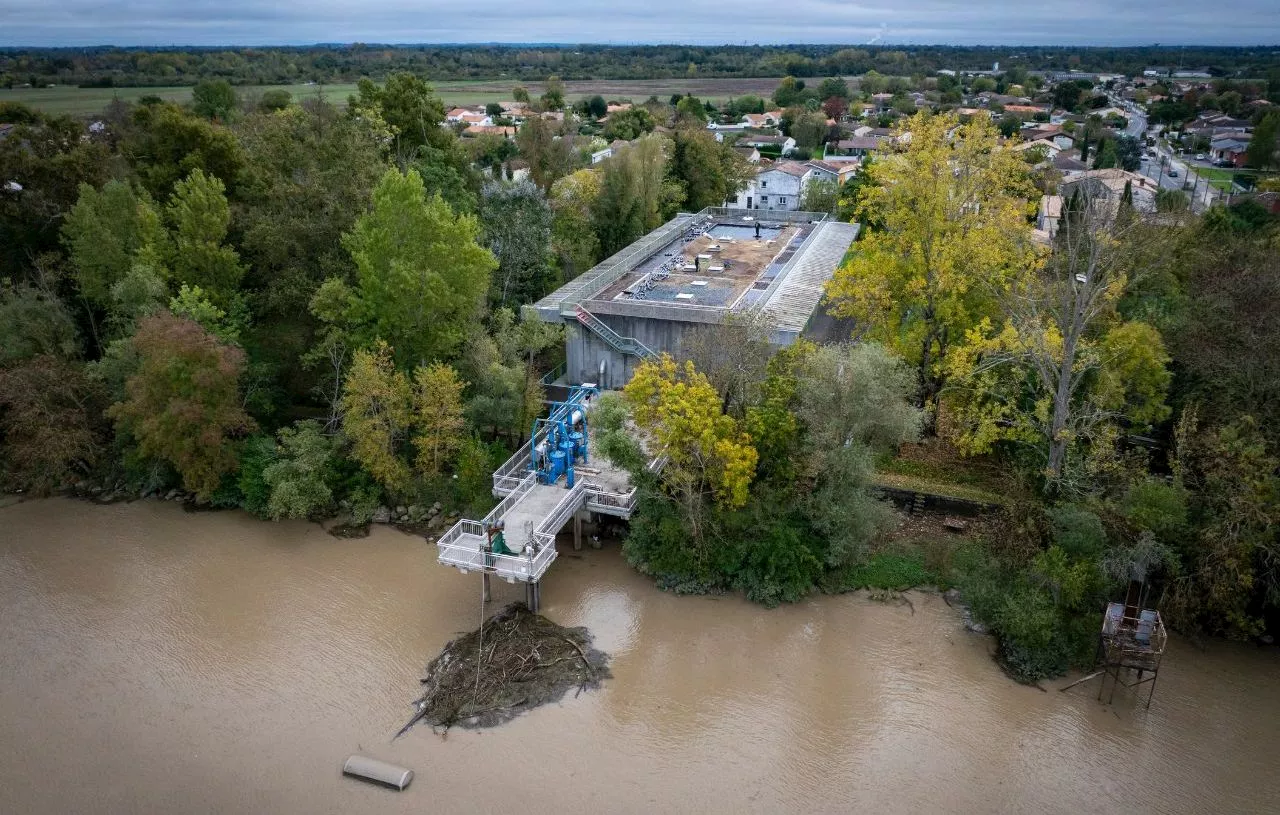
[1,77,784,118]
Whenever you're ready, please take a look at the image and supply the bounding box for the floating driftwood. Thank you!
[397,603,610,736]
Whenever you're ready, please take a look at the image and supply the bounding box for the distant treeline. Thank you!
[2,44,1280,88]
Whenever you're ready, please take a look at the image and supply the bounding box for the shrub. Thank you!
[236,434,277,518]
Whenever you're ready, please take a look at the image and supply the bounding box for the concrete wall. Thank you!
[566,314,709,389]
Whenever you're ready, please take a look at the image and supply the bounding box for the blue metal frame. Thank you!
[529,384,597,487]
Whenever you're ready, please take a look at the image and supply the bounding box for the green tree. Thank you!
[349,72,449,161]
[670,128,751,211]
[790,110,829,151]
[817,77,850,101]
[340,342,414,492]
[800,178,839,214]
[549,168,602,279]
[62,180,166,310]
[257,89,292,112]
[602,107,656,141]
[1245,112,1279,169]
[675,95,708,124]
[340,167,496,367]
[479,179,554,306]
[585,95,607,119]
[261,420,336,520]
[0,282,80,364]
[191,79,237,120]
[541,76,566,111]
[122,103,244,198]
[516,115,575,192]
[166,169,244,305]
[107,313,254,499]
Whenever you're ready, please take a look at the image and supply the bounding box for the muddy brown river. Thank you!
[1,498,1278,814]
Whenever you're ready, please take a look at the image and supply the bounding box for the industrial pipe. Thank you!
[342,755,414,790]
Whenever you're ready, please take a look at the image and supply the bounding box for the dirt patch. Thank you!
[398,603,610,735]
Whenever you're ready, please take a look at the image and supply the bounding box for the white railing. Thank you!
[436,518,485,550]
[436,530,559,583]
[492,439,534,495]
[483,472,536,524]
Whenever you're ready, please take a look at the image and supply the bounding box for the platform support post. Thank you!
[574,512,582,551]
[482,572,491,603]
[526,580,540,613]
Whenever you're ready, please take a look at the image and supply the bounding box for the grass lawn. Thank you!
[2,76,784,118]
[1194,167,1239,192]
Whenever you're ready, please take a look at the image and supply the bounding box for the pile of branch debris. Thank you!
[398,603,610,735]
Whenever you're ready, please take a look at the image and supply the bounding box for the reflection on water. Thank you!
[2,498,1278,814]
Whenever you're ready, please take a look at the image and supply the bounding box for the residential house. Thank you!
[828,136,888,158]
[1210,136,1250,167]
[741,110,784,128]
[733,145,761,163]
[1060,168,1158,214]
[446,107,492,127]
[463,124,517,138]
[727,160,824,211]
[738,133,796,154]
[1009,138,1064,161]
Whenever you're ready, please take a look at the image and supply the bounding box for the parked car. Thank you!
[1195,153,1207,161]
[1215,159,1235,168]
[1168,169,1179,178]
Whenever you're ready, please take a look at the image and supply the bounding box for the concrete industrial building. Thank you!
[528,206,860,390]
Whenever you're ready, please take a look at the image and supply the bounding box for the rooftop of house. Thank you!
[528,208,856,334]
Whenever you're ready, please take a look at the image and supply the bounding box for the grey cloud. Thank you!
[1,0,1277,46]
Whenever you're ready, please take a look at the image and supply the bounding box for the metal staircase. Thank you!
[574,305,657,360]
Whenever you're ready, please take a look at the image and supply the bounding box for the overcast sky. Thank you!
[2,0,1278,47]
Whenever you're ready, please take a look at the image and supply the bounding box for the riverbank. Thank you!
[2,498,1278,814]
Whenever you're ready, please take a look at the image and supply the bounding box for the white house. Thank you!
[726,160,839,211]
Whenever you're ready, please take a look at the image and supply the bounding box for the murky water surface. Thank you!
[2,499,1277,814]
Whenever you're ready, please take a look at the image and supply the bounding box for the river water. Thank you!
[1,498,1277,814]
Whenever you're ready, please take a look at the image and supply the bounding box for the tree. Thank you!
[541,75,565,111]
[790,110,829,151]
[512,86,530,104]
[800,177,839,214]
[258,89,292,112]
[670,128,751,211]
[62,180,166,311]
[585,95,607,119]
[412,362,467,476]
[0,355,102,493]
[675,95,708,124]
[624,355,758,547]
[1052,82,1084,111]
[1113,135,1142,171]
[822,96,848,121]
[340,342,414,492]
[261,420,336,519]
[682,310,774,420]
[773,76,803,108]
[824,111,1035,432]
[592,134,677,255]
[549,168,602,279]
[107,313,254,499]
[998,113,1022,138]
[349,73,449,162]
[122,103,244,198]
[340,167,496,367]
[1245,112,1279,169]
[516,115,575,192]
[817,77,850,101]
[602,107,655,141]
[0,282,80,365]
[233,102,385,317]
[1092,138,1119,170]
[479,179,554,306]
[166,169,244,305]
[191,79,237,120]
[947,196,1169,487]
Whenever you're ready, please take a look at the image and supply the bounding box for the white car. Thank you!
[1195,153,1207,161]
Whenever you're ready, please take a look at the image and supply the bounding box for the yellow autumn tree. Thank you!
[624,355,758,544]
[412,361,467,477]
[340,341,413,492]
[945,197,1170,487]
[824,111,1035,431]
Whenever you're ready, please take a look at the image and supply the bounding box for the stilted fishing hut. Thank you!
[1096,579,1168,708]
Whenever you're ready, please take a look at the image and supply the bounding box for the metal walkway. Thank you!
[435,394,654,585]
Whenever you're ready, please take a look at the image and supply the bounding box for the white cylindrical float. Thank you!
[342,755,414,790]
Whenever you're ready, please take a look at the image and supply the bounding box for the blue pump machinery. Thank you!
[530,384,596,486]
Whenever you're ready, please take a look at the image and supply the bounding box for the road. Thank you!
[1111,93,1221,212]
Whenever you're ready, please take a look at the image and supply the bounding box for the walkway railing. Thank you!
[575,305,657,359]
[531,479,591,550]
